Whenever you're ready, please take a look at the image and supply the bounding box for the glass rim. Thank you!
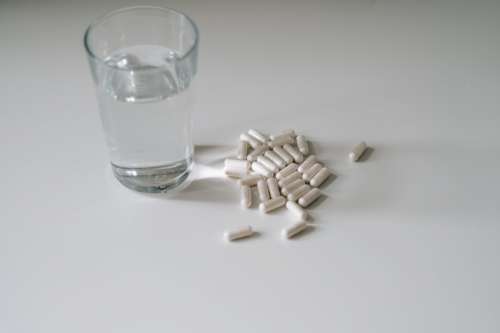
[83,5,199,69]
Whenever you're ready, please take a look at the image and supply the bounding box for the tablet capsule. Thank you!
[257,155,279,173]
[286,201,308,221]
[239,174,262,186]
[237,141,249,160]
[282,221,309,239]
[310,167,331,187]
[297,155,316,173]
[270,129,296,139]
[225,225,254,241]
[296,135,309,155]
[283,144,304,163]
[240,185,252,208]
[275,163,298,180]
[273,146,294,164]
[224,158,250,178]
[281,178,305,196]
[264,150,286,168]
[298,188,322,207]
[259,196,286,213]
[251,161,273,177]
[267,177,281,199]
[287,184,311,202]
[248,129,268,144]
[349,141,368,162]
[278,171,302,187]
[246,144,268,162]
[257,179,270,202]
[240,133,260,148]
[268,135,294,148]
[302,163,322,182]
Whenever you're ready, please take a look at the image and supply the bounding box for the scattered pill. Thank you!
[270,129,296,139]
[248,129,268,144]
[239,174,262,186]
[286,201,308,221]
[302,163,322,182]
[298,188,321,207]
[257,155,279,173]
[298,154,316,173]
[251,161,273,177]
[349,141,368,162]
[278,171,302,187]
[282,221,309,239]
[283,144,304,163]
[259,196,286,213]
[267,177,281,199]
[257,179,270,202]
[273,146,294,164]
[296,135,309,155]
[287,184,311,202]
[246,144,268,162]
[264,150,286,168]
[268,135,294,148]
[275,163,298,179]
[240,185,252,208]
[281,178,305,196]
[310,167,331,187]
[225,225,254,241]
[224,158,250,178]
[240,133,260,148]
[237,141,249,160]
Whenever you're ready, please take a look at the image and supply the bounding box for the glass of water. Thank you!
[84,6,198,193]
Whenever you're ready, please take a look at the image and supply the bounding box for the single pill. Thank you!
[281,178,305,196]
[268,135,294,148]
[302,163,323,182]
[248,129,268,144]
[237,141,249,160]
[246,144,268,162]
[275,163,298,179]
[259,196,286,213]
[270,129,296,139]
[349,141,368,162]
[239,174,262,186]
[273,146,294,164]
[224,158,250,178]
[251,161,273,177]
[267,177,281,199]
[257,179,270,202]
[240,133,260,148]
[278,171,302,187]
[240,185,252,208]
[282,221,309,239]
[310,167,331,187]
[297,155,316,173]
[264,150,286,168]
[257,155,279,173]
[225,225,254,241]
[287,184,310,202]
[283,144,304,163]
[296,135,309,155]
[286,201,308,221]
[298,188,322,207]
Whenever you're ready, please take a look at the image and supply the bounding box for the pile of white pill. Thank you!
[223,129,369,242]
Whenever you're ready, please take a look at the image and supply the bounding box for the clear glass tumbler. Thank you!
[84,6,198,193]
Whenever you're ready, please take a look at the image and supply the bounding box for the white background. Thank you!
[1,0,500,332]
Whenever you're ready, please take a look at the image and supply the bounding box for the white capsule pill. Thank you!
[270,129,296,139]
[298,188,322,207]
[310,167,331,187]
[302,163,323,182]
[264,150,286,168]
[286,200,309,221]
[296,135,309,155]
[248,129,268,144]
[239,174,262,186]
[240,185,252,208]
[240,133,260,148]
[287,184,311,202]
[267,177,281,199]
[278,171,302,187]
[237,140,249,160]
[273,146,294,164]
[257,179,270,202]
[297,155,316,173]
[349,141,368,162]
[225,225,254,241]
[268,135,294,148]
[224,158,250,178]
[275,163,298,180]
[281,178,305,196]
[257,155,279,173]
[251,161,273,177]
[282,221,309,239]
[283,144,304,163]
[246,144,268,162]
[259,196,286,213]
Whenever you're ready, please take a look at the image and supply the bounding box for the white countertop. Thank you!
[2,0,500,332]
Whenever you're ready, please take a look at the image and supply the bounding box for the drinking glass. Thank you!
[84,6,198,193]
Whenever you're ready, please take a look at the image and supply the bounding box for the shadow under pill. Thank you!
[357,147,375,162]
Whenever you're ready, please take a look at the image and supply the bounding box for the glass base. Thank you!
[111,159,192,193]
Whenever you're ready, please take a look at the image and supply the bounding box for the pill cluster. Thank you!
[224,129,334,241]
